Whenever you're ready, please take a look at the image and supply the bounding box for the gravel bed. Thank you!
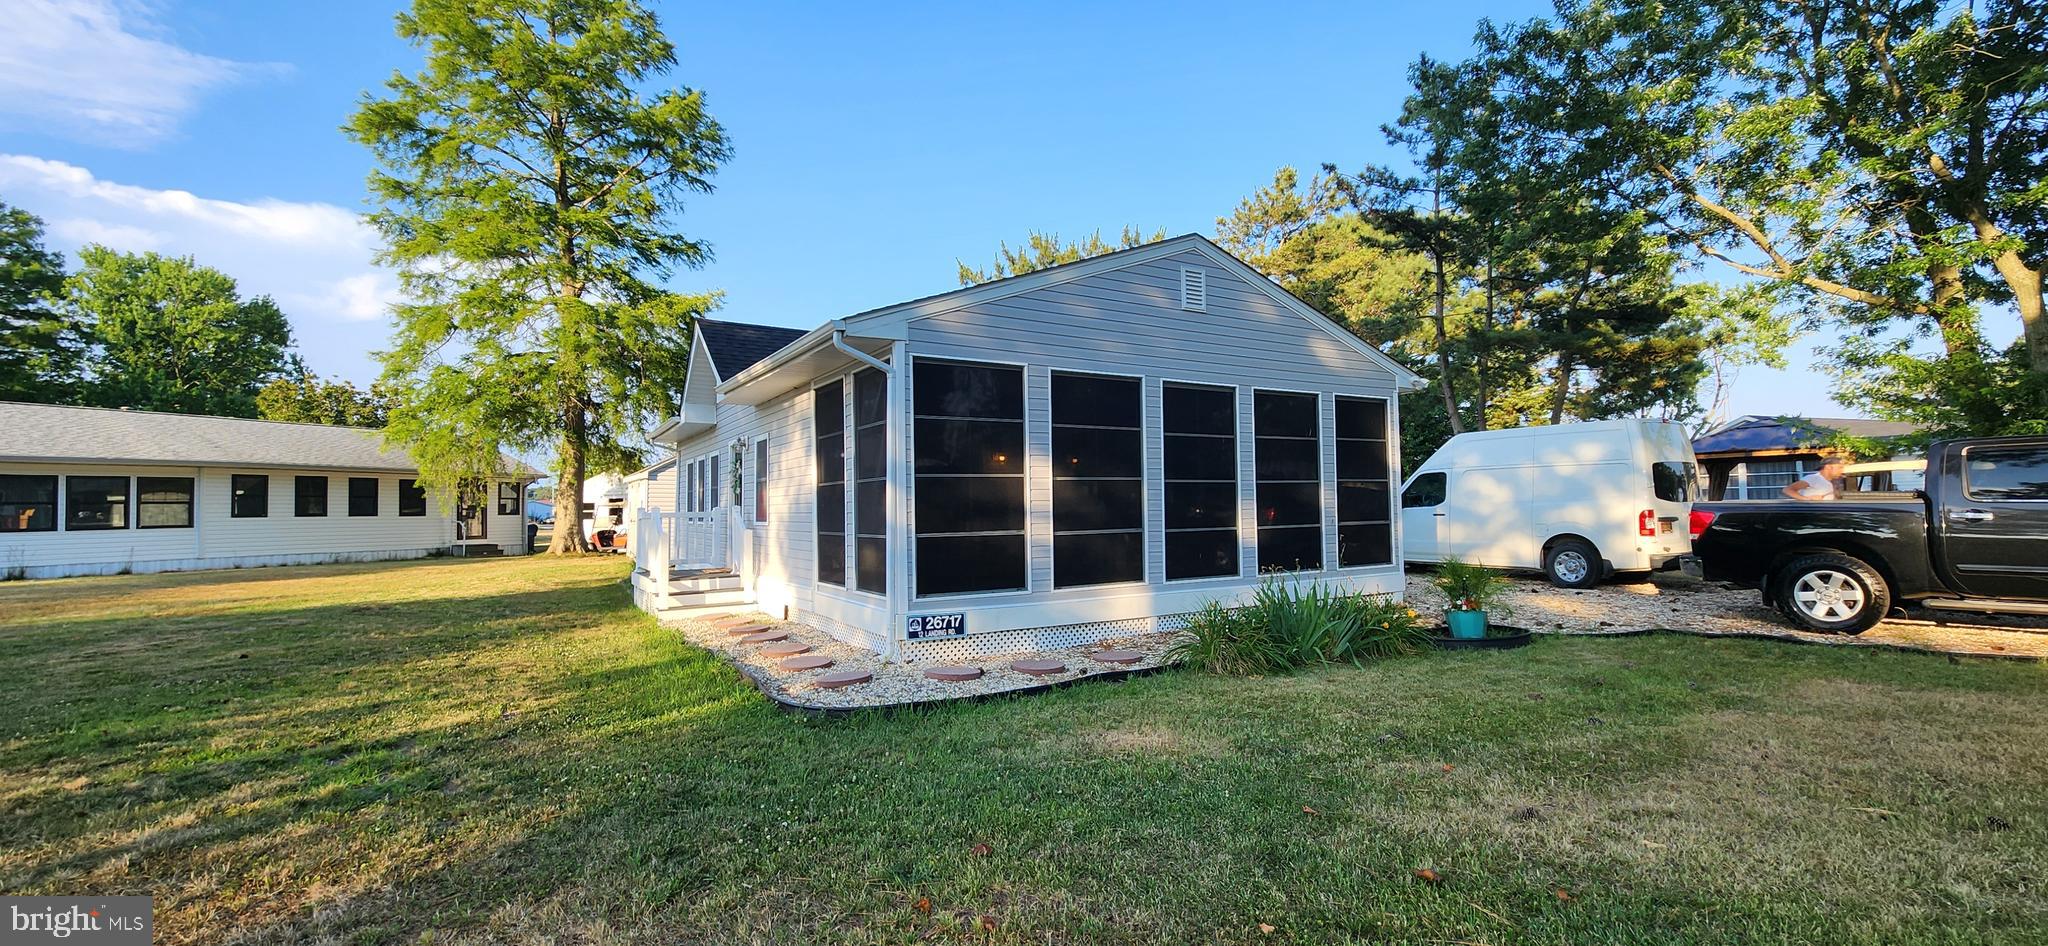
[669,611,1188,710]
[1405,571,2048,659]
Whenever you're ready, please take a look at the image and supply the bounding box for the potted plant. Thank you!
[1432,557,1507,640]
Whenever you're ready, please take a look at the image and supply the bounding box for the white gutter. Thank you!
[832,328,894,375]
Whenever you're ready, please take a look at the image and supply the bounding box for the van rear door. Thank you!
[1643,423,1696,557]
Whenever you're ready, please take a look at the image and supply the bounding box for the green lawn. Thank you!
[2,556,2044,945]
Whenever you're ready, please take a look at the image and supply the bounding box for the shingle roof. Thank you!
[696,319,808,381]
[0,401,540,475]
[1693,415,1925,455]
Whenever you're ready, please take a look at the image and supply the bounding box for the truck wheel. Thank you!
[1543,539,1602,589]
[1773,553,1890,635]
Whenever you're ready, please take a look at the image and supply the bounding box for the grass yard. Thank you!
[2,556,2044,945]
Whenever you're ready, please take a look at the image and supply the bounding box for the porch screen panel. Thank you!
[1051,372,1144,587]
[853,366,888,594]
[1254,390,1322,572]
[1163,383,1238,580]
[1335,396,1393,567]
[814,380,846,585]
[912,359,1025,596]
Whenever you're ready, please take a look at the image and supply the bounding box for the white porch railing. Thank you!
[677,507,729,568]
[633,508,673,611]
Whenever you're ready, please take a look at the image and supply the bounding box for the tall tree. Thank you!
[1478,0,2047,426]
[958,227,1165,286]
[0,200,79,403]
[63,246,296,417]
[256,372,397,427]
[348,0,730,553]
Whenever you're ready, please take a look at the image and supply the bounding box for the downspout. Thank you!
[833,328,902,661]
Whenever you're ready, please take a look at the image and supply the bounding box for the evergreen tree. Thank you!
[958,227,1165,286]
[256,372,397,427]
[0,201,79,403]
[348,0,730,553]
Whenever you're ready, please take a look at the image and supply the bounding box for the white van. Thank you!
[1399,419,1698,587]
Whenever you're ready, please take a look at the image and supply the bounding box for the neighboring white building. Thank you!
[0,402,539,579]
[632,234,1427,661]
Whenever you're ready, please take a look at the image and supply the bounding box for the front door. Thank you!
[1939,441,2048,600]
[458,494,487,540]
[1400,471,1447,563]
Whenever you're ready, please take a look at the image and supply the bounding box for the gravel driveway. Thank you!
[1405,570,2048,659]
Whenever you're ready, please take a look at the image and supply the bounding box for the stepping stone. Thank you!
[760,641,811,657]
[741,630,790,644]
[1093,649,1143,665]
[780,654,834,671]
[725,623,770,637]
[1010,659,1067,676]
[815,669,872,689]
[923,665,984,682]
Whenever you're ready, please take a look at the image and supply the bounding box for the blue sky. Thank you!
[2,0,1975,424]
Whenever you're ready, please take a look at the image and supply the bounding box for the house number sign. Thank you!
[906,612,967,639]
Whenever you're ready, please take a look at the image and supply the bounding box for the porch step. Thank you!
[669,574,743,594]
[651,588,756,614]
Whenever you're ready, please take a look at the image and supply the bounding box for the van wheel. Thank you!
[1773,553,1889,635]
[1543,539,1602,588]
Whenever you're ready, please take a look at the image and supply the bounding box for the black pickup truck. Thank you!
[1691,436,2048,634]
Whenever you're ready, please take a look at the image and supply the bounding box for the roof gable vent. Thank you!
[1179,266,1207,311]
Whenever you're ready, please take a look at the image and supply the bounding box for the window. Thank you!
[1402,472,1446,508]
[1051,372,1145,587]
[1652,461,1697,503]
[685,460,697,512]
[913,359,1025,596]
[710,455,721,509]
[497,481,519,515]
[231,474,269,518]
[755,438,769,522]
[1964,446,2048,501]
[137,477,194,529]
[347,477,380,517]
[853,366,888,594]
[1254,390,1322,572]
[295,476,328,517]
[1335,397,1393,568]
[1161,384,1238,580]
[66,476,129,530]
[0,474,57,533]
[814,380,846,586]
[398,478,427,516]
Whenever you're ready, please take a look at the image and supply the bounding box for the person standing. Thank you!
[1782,456,1846,501]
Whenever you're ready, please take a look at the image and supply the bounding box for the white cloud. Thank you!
[0,153,396,381]
[0,0,266,145]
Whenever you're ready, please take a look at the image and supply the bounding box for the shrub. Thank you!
[1169,577,1432,674]
[1432,556,1509,612]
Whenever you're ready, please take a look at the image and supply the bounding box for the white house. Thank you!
[0,402,539,579]
[632,234,1426,662]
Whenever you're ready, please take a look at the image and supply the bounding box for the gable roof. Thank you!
[0,401,541,476]
[695,318,808,381]
[713,234,1426,399]
[1692,415,1925,455]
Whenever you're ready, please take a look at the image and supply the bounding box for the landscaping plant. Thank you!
[1170,577,1430,674]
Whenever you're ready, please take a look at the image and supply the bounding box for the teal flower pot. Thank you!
[1446,608,1488,640]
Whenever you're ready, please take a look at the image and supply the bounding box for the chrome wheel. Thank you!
[1552,550,1590,584]
[1791,570,1866,622]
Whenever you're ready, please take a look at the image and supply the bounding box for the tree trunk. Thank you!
[1431,247,1464,435]
[548,400,593,554]
[1548,356,1572,426]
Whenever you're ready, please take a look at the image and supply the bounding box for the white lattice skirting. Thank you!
[898,611,1199,664]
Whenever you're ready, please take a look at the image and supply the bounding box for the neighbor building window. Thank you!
[349,477,379,517]
[0,474,57,533]
[398,478,427,516]
[853,366,888,595]
[295,476,327,517]
[1163,382,1239,580]
[912,359,1025,596]
[814,380,846,586]
[497,481,519,515]
[137,476,194,529]
[66,475,129,530]
[754,438,769,522]
[1254,390,1322,572]
[1334,396,1393,567]
[1051,371,1144,588]
[231,474,268,518]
